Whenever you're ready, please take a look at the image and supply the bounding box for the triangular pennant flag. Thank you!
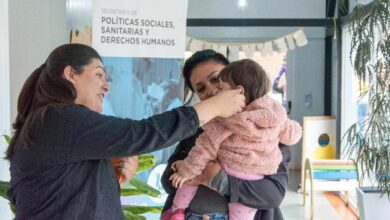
[285,34,295,50]
[189,39,204,51]
[273,38,288,53]
[256,43,264,52]
[242,44,255,58]
[228,45,239,61]
[204,42,212,49]
[260,42,273,57]
[215,44,227,56]
[293,29,308,47]
[185,37,192,51]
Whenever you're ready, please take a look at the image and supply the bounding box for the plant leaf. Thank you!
[0,181,10,199]
[120,188,145,197]
[123,210,146,220]
[2,135,11,145]
[128,178,161,198]
[341,0,390,198]
[122,205,162,215]
[136,154,156,174]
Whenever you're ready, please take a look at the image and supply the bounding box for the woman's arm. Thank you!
[228,144,291,209]
[57,105,200,160]
[38,89,243,163]
[52,89,243,160]
[22,104,200,168]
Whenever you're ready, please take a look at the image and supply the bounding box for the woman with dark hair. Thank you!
[6,44,245,219]
[161,50,292,220]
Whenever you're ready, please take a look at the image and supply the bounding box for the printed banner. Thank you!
[92,0,188,58]
[68,0,188,219]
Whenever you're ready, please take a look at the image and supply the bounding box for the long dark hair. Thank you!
[6,43,102,159]
[182,49,229,91]
[220,59,271,103]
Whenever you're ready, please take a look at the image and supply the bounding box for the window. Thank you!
[341,25,370,158]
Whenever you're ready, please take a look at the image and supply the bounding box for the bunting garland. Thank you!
[186,28,308,60]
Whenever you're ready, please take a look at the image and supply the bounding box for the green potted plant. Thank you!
[0,135,162,220]
[120,154,163,220]
[341,0,390,219]
[0,135,15,215]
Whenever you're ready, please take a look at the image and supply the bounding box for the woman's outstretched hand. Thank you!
[193,89,245,125]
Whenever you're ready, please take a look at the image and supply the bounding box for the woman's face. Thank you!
[189,61,226,101]
[71,58,109,113]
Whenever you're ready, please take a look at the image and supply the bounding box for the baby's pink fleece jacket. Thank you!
[176,95,302,179]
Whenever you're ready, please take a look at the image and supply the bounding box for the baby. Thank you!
[163,59,302,220]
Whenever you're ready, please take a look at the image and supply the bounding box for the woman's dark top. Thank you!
[8,104,199,220]
[161,128,291,220]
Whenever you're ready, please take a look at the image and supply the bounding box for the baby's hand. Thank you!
[169,173,188,188]
[171,160,184,173]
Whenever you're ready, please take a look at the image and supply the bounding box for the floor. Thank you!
[281,170,358,220]
[142,170,359,219]
[0,171,361,220]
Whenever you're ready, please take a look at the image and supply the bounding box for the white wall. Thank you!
[0,0,13,219]
[9,0,68,120]
[0,0,11,136]
[286,29,326,169]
